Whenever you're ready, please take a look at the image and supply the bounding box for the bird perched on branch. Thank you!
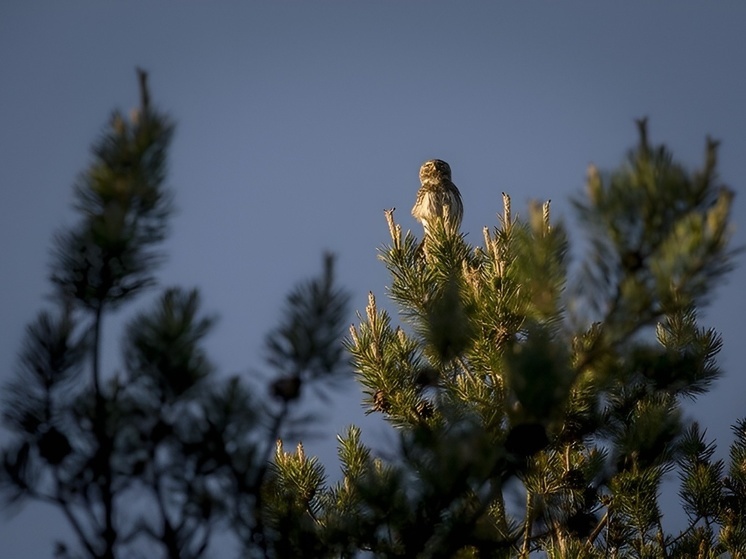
[411,159,463,236]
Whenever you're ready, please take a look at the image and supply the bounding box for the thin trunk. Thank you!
[92,303,116,559]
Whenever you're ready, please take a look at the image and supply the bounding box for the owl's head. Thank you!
[419,159,452,184]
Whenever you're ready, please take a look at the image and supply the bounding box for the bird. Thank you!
[411,159,463,236]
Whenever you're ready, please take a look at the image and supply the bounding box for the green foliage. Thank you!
[265,121,743,558]
[574,119,734,335]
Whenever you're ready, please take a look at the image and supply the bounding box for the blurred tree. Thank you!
[261,121,746,558]
[0,71,350,559]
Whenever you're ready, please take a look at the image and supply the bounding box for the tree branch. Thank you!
[520,491,534,559]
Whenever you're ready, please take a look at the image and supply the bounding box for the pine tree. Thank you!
[0,71,350,559]
[3,71,744,559]
[261,120,745,558]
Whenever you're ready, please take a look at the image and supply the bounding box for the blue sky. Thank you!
[1,3,745,556]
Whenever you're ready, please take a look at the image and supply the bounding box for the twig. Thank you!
[457,356,477,381]
[520,491,534,559]
[587,509,609,546]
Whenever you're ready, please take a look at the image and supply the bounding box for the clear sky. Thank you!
[1,2,745,557]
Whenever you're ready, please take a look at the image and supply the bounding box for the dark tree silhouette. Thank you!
[1,71,350,559]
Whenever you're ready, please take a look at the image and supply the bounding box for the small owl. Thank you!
[411,159,463,235]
